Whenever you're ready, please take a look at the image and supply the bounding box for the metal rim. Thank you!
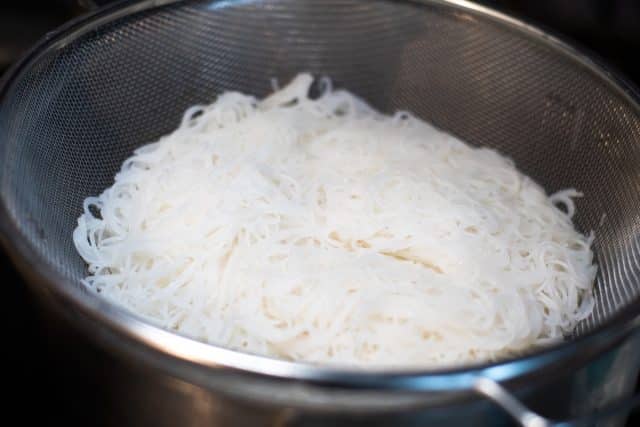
[1,0,640,393]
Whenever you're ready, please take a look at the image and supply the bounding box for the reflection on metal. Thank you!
[474,378,550,427]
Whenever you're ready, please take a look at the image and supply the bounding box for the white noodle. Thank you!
[73,73,597,367]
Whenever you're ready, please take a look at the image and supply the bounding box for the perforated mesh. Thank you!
[1,0,640,342]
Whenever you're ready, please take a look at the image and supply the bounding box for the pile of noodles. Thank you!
[74,74,596,367]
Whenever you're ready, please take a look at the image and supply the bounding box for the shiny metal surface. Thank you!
[474,379,550,427]
[1,0,640,425]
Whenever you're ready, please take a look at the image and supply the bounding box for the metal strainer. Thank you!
[2,1,640,426]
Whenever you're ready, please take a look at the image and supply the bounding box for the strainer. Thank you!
[2,0,640,426]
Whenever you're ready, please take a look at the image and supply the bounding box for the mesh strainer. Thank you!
[2,0,640,425]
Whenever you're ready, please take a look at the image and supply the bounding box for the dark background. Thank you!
[2,0,640,425]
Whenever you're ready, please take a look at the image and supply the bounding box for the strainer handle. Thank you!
[474,378,550,427]
[474,377,640,427]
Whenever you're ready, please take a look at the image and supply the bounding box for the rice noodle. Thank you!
[73,73,597,367]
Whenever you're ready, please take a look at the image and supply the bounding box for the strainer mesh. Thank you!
[1,0,640,340]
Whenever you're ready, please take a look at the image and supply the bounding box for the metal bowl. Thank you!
[2,1,640,425]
